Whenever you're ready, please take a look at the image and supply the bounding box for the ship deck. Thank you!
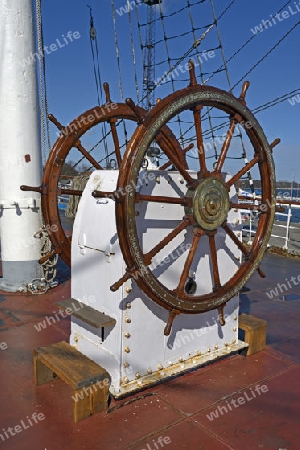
[0,251,300,449]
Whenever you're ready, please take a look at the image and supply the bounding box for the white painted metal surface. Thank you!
[71,170,244,397]
[0,0,42,290]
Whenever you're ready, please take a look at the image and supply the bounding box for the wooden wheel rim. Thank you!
[42,103,186,266]
[116,85,276,313]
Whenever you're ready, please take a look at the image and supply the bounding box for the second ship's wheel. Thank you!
[22,83,188,267]
[115,62,277,335]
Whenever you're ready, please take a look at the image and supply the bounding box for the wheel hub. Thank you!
[186,178,230,231]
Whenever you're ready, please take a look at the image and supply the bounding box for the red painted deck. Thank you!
[0,252,299,449]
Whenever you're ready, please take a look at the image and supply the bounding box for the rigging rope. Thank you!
[137,0,236,103]
[71,0,297,182]
[128,5,141,103]
[88,5,109,167]
[32,0,58,292]
[36,0,51,164]
[158,1,184,145]
[254,88,300,113]
[231,18,300,91]
[205,0,293,85]
[110,0,129,149]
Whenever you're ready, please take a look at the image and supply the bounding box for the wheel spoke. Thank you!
[109,119,122,167]
[92,190,116,199]
[59,188,83,196]
[223,222,267,278]
[193,106,208,174]
[49,113,103,170]
[20,185,42,193]
[222,221,249,257]
[231,202,264,212]
[144,217,191,265]
[110,271,132,292]
[215,118,237,172]
[156,133,196,187]
[226,155,259,188]
[136,193,189,206]
[159,143,194,171]
[209,232,221,292]
[76,141,103,170]
[175,228,203,295]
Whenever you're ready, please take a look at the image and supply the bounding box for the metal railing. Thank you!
[240,197,300,251]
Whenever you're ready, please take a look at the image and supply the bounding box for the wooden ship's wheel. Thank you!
[112,62,277,334]
[21,83,188,267]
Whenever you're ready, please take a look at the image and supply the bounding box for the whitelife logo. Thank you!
[116,0,144,17]
[288,94,300,106]
[19,31,81,68]
[266,274,300,299]
[206,384,268,421]
[139,436,171,450]
[250,1,300,35]
[0,412,45,443]
[56,103,118,138]
[0,341,8,351]
[34,296,96,332]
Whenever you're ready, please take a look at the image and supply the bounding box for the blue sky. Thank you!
[40,0,300,182]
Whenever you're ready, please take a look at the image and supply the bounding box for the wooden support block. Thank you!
[34,357,58,385]
[239,314,267,356]
[33,341,110,422]
[72,381,110,423]
[56,298,116,329]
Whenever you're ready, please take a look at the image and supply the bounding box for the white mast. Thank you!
[0,0,42,291]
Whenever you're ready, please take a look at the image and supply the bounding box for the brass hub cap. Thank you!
[188,178,230,231]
